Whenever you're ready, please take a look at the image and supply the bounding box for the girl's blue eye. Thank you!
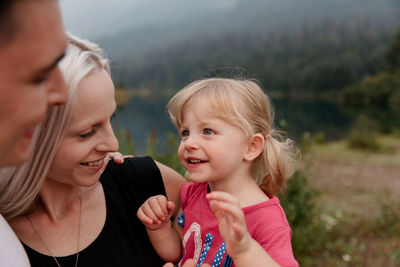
[181,130,190,137]
[203,128,213,135]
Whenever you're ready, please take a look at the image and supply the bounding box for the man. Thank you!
[0,1,206,266]
[0,0,67,265]
[0,0,67,167]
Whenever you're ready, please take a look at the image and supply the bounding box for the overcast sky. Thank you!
[60,0,240,39]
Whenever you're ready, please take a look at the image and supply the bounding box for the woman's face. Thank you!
[47,68,118,187]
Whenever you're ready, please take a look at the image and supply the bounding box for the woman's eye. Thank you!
[181,130,190,137]
[79,127,97,138]
[203,128,214,135]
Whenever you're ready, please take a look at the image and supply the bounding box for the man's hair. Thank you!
[0,0,19,45]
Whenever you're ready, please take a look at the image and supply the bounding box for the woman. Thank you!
[0,34,186,266]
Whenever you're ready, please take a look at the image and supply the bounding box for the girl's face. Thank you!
[47,68,118,187]
[178,97,251,188]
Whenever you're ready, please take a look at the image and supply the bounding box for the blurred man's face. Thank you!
[0,0,68,166]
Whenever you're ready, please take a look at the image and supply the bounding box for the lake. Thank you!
[113,95,355,155]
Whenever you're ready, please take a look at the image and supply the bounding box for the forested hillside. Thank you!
[112,21,396,99]
[97,0,400,99]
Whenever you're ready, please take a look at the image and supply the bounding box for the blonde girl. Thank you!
[137,78,299,267]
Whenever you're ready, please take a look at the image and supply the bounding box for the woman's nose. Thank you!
[97,123,119,152]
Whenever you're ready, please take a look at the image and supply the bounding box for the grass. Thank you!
[304,135,400,217]
[300,135,400,266]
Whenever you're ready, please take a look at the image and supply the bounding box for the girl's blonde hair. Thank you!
[0,34,110,220]
[168,78,297,195]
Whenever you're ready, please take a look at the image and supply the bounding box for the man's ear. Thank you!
[244,133,265,161]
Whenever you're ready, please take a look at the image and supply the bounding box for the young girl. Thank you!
[137,78,299,267]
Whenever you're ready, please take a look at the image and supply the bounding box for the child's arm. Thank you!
[206,191,281,267]
[137,195,182,262]
[155,161,186,217]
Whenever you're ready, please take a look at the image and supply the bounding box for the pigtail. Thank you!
[259,131,297,195]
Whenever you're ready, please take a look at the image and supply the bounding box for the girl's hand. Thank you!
[108,152,133,164]
[163,259,210,267]
[206,191,251,258]
[137,195,175,230]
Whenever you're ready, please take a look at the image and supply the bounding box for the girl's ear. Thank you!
[244,133,265,161]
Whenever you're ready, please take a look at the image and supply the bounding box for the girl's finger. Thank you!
[108,152,123,163]
[209,200,222,220]
[137,207,154,225]
[155,196,169,215]
[166,201,176,217]
[141,202,163,223]
[232,221,246,242]
[210,199,244,224]
[206,191,240,206]
[148,196,167,216]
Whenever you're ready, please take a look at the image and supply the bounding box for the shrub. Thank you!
[114,121,136,155]
[372,196,400,238]
[147,133,186,176]
[280,170,331,264]
[347,115,381,151]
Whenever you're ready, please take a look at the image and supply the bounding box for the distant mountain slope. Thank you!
[61,0,240,39]
[98,0,399,57]
[98,0,400,98]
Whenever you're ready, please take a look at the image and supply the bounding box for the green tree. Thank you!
[385,30,400,71]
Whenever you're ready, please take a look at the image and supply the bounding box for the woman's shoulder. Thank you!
[101,156,160,181]
[100,156,165,199]
[105,156,157,174]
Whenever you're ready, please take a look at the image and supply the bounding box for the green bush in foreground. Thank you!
[146,131,186,176]
[373,196,400,238]
[280,170,332,265]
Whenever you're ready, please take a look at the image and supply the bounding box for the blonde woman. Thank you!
[0,34,186,267]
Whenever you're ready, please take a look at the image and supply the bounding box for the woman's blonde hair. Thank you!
[168,78,297,195]
[0,34,110,220]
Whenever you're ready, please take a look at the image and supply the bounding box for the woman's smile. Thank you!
[80,157,106,171]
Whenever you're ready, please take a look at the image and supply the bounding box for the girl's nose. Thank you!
[183,135,199,150]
